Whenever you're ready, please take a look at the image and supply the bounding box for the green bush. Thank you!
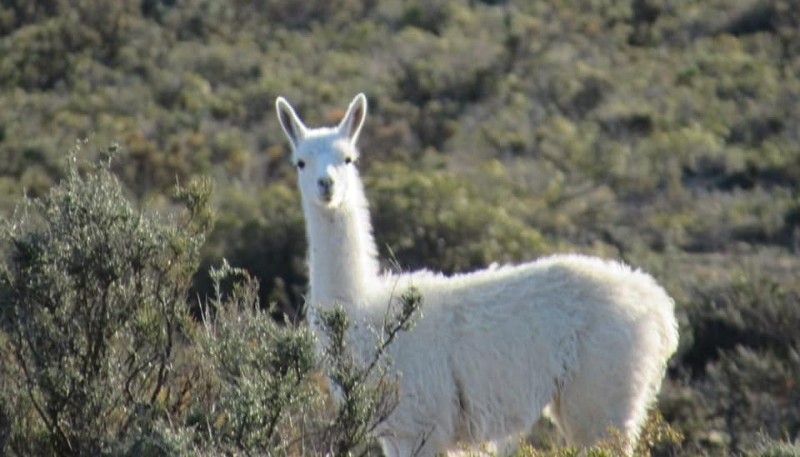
[166,263,422,457]
[368,162,549,274]
[314,287,422,456]
[199,183,307,321]
[0,147,212,456]
[519,411,683,457]
[190,261,319,455]
[745,435,800,457]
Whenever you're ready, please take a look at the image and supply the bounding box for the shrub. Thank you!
[200,183,307,320]
[519,411,683,457]
[314,286,422,456]
[368,162,548,274]
[0,146,212,456]
[674,271,800,454]
[745,435,800,457]
[192,260,319,455]
[171,263,422,456]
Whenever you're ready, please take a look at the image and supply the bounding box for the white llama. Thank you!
[275,93,679,456]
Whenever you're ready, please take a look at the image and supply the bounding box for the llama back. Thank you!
[375,254,677,355]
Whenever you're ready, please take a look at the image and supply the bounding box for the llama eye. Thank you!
[296,159,306,169]
[344,157,353,165]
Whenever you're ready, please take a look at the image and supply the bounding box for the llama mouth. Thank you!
[317,192,341,209]
[318,183,345,208]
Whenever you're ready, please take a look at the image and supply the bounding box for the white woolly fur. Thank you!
[275,94,679,456]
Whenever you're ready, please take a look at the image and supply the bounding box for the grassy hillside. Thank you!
[1,0,799,455]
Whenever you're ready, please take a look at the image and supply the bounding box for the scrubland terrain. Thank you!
[1,1,799,455]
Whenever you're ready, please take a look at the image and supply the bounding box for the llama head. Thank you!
[275,94,367,210]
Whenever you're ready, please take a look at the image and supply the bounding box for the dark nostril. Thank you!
[318,178,332,189]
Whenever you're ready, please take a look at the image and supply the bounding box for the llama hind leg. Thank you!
[549,345,661,454]
[379,432,446,457]
[379,436,426,457]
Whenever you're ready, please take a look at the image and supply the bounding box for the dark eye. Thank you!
[344,157,352,165]
[296,159,305,169]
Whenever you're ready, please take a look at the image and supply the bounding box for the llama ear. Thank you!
[338,93,368,144]
[276,96,307,149]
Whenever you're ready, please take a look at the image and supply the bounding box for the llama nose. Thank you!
[318,177,333,195]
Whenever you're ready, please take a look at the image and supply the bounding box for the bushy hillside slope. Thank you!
[1,1,798,455]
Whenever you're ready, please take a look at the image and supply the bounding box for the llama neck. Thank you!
[304,181,380,311]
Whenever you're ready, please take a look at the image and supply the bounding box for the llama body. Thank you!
[276,94,679,456]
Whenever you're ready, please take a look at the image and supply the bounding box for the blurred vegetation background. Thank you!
[1,0,799,455]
